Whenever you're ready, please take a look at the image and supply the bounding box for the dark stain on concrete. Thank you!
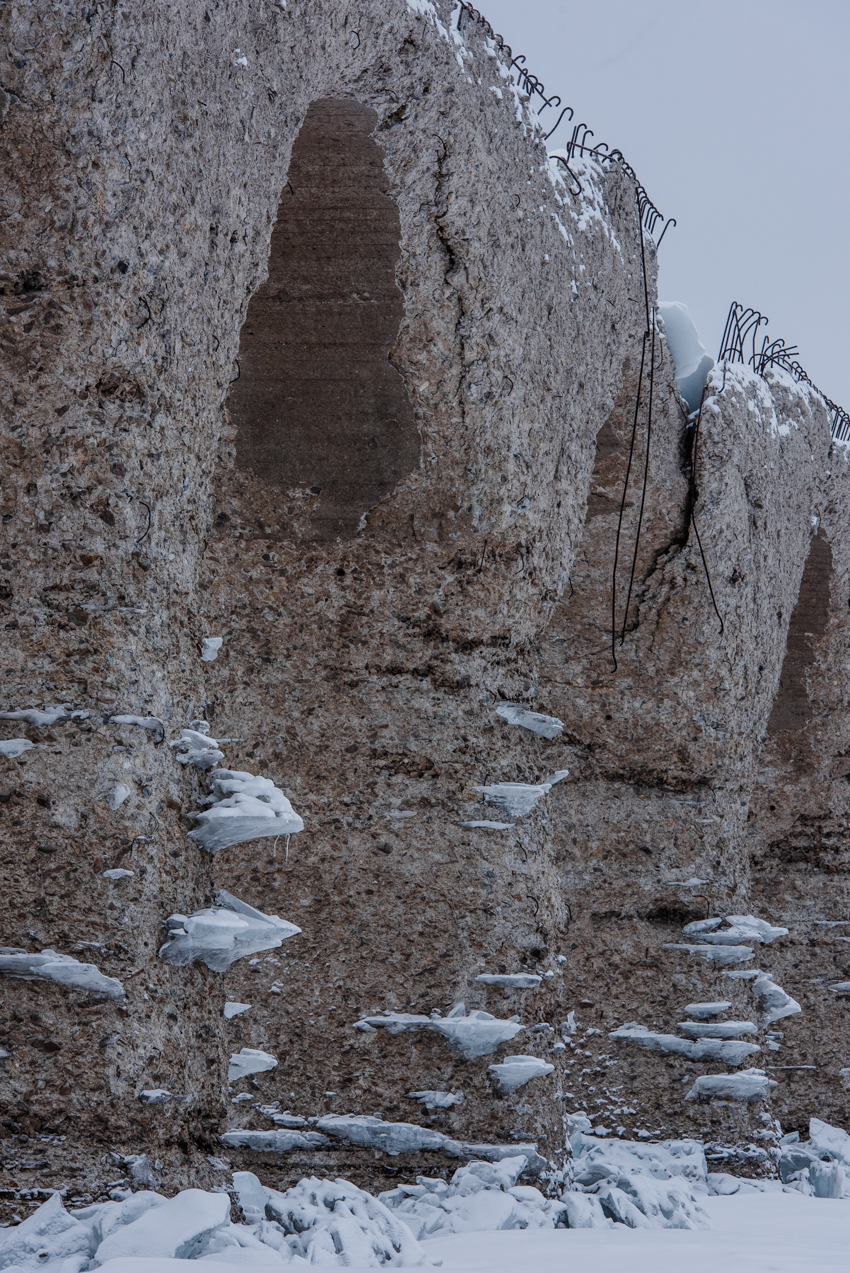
[229,98,418,541]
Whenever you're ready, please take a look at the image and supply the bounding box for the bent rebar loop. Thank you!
[717,302,769,365]
[719,301,849,440]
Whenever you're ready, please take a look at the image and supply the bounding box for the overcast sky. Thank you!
[481,0,850,409]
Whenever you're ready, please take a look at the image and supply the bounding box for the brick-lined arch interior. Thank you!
[228,98,417,541]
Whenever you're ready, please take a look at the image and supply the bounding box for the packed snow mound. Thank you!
[94,1191,231,1263]
[567,1130,711,1230]
[159,890,301,972]
[381,1156,563,1239]
[233,1172,427,1266]
[494,703,564,739]
[0,737,34,758]
[188,768,304,853]
[0,947,124,999]
[354,1002,525,1057]
[0,1190,93,1269]
[473,770,569,819]
[779,1119,850,1197]
[657,301,715,413]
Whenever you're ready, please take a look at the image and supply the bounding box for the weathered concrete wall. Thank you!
[748,424,850,1131]
[1,0,847,1217]
[535,362,831,1145]
[0,0,649,1206]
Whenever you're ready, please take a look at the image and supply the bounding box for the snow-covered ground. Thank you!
[422,1193,850,1272]
[75,1194,850,1273]
[4,1120,849,1272]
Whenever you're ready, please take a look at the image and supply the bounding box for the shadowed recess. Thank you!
[228,98,417,540]
[767,528,833,735]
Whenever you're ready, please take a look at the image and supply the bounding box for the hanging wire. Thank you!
[610,192,653,671]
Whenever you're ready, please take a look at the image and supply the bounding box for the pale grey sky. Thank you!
[482,0,850,409]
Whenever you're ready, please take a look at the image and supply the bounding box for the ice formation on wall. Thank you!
[0,738,34,758]
[685,1069,778,1102]
[495,702,564,739]
[677,1020,757,1040]
[110,714,167,740]
[140,1089,174,1104]
[408,1090,463,1110]
[201,636,224,662]
[0,705,88,728]
[228,1048,278,1082]
[103,868,134,880]
[457,820,515,830]
[684,1001,732,1019]
[657,301,715,413]
[315,1114,454,1156]
[189,769,304,853]
[107,783,132,811]
[752,972,802,1027]
[222,1128,330,1152]
[488,1055,555,1094]
[169,723,226,770]
[475,972,541,989]
[159,889,301,972]
[473,770,569,819]
[682,915,789,945]
[664,941,755,965]
[354,1002,525,1057]
[0,948,124,999]
[224,1001,252,1019]
[609,1023,760,1066]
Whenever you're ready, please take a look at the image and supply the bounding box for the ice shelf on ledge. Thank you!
[495,702,564,739]
[685,1068,778,1102]
[488,1055,555,1094]
[609,1023,760,1065]
[158,889,301,972]
[353,1002,524,1057]
[682,915,789,945]
[684,1001,732,1019]
[473,770,569,819]
[189,768,304,853]
[228,1048,278,1082]
[110,713,167,740]
[0,947,124,999]
[664,942,755,965]
[475,973,541,989]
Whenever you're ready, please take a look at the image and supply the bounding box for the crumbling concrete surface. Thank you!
[0,0,846,1217]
